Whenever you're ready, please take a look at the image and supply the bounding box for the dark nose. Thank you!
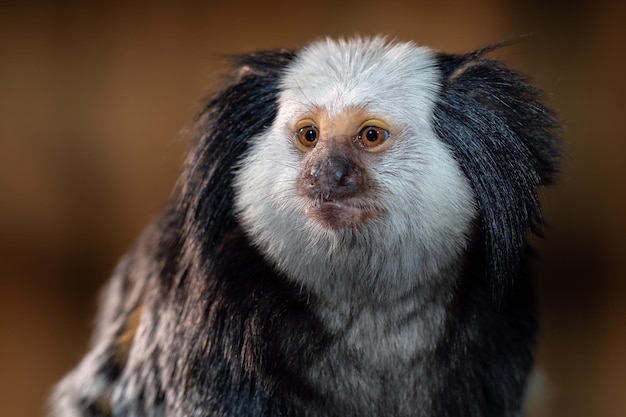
[302,155,361,200]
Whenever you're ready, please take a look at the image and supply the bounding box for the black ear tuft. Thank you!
[433,49,560,304]
[174,50,296,257]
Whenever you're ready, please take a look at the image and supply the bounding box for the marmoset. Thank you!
[50,37,560,417]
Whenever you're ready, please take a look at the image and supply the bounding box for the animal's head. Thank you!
[182,37,559,304]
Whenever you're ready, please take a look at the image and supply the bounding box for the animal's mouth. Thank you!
[304,197,378,229]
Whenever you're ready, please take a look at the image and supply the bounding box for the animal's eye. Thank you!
[358,126,390,148]
[296,126,319,148]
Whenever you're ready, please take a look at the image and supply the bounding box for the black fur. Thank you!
[434,49,560,303]
[50,42,559,417]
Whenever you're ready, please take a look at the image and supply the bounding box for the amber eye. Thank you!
[358,126,390,148]
[296,126,319,148]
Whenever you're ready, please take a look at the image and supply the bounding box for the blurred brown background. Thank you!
[1,1,624,416]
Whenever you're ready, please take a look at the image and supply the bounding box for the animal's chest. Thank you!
[301,302,445,417]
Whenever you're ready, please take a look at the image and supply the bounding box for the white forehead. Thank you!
[279,37,441,123]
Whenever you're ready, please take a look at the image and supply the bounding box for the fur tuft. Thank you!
[434,49,560,303]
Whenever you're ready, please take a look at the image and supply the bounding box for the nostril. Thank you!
[336,169,353,187]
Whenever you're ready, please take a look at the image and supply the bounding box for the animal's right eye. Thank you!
[296,126,319,149]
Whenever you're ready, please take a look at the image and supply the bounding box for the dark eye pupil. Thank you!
[305,129,317,142]
[365,129,379,142]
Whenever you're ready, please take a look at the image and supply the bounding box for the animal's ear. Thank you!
[432,48,560,304]
[232,49,296,82]
[176,50,296,256]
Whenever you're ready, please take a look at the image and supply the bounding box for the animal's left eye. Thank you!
[358,126,390,148]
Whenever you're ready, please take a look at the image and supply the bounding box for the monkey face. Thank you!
[233,38,478,300]
[292,109,392,230]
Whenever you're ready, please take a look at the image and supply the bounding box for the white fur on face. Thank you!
[234,37,477,303]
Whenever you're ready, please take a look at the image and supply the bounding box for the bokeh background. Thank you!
[1,1,624,416]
